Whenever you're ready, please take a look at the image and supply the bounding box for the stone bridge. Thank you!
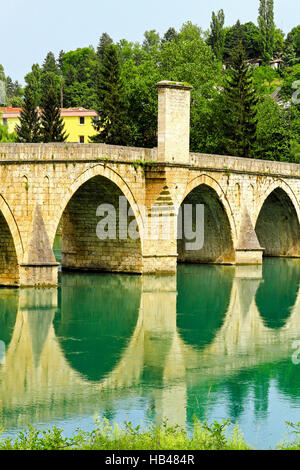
[0,81,300,286]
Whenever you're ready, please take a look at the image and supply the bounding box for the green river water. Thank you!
[0,245,300,449]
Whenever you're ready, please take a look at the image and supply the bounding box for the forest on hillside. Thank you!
[0,0,299,162]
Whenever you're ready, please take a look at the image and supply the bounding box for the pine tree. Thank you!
[91,44,131,145]
[222,41,258,158]
[97,33,113,61]
[16,86,41,142]
[41,81,68,142]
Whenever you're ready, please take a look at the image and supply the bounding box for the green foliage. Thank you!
[4,13,299,164]
[258,0,275,63]
[120,21,223,151]
[286,25,300,58]
[97,33,113,60]
[0,419,250,451]
[16,86,41,143]
[278,422,300,450]
[161,27,178,45]
[255,96,292,161]
[282,44,297,67]
[40,79,68,142]
[91,44,131,145]
[274,28,285,56]
[0,425,83,450]
[223,21,261,61]
[0,123,17,142]
[142,30,161,53]
[2,419,300,450]
[5,76,24,106]
[221,42,258,157]
[253,66,281,94]
[280,64,300,101]
[208,9,225,61]
[25,64,43,106]
[59,47,98,109]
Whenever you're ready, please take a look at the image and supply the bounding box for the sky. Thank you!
[1,0,299,84]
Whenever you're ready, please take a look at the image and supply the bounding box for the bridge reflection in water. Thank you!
[0,259,300,445]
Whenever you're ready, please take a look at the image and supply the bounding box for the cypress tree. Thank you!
[222,41,258,158]
[209,10,225,61]
[16,86,41,143]
[91,44,131,145]
[258,0,275,63]
[41,81,68,142]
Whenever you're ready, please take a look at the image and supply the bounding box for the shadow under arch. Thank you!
[177,179,235,264]
[51,164,144,246]
[255,187,300,258]
[256,258,300,329]
[52,165,143,273]
[53,273,142,382]
[0,196,23,286]
[177,264,234,350]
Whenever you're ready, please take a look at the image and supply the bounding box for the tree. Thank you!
[142,30,160,53]
[41,52,62,107]
[0,65,6,105]
[274,28,285,57]
[25,64,43,106]
[282,43,297,67]
[41,80,68,142]
[42,52,59,74]
[97,33,113,60]
[161,27,178,44]
[280,64,300,101]
[255,96,292,161]
[223,21,246,62]
[59,47,98,108]
[242,22,261,59]
[223,20,265,61]
[91,44,131,145]
[208,9,225,61]
[286,25,300,58]
[253,65,279,95]
[16,86,41,143]
[221,41,258,157]
[258,0,275,62]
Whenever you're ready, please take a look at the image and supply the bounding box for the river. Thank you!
[0,252,300,449]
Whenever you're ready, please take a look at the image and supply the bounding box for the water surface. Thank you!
[0,258,300,449]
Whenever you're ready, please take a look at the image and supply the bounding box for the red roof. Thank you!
[0,106,98,118]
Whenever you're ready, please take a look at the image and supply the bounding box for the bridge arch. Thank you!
[177,175,236,264]
[254,179,300,226]
[52,164,144,273]
[255,181,300,258]
[0,196,23,286]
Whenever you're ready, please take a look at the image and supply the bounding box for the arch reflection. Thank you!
[0,260,300,433]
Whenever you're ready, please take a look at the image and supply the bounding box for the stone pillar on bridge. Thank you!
[235,206,264,265]
[157,81,192,164]
[19,204,59,287]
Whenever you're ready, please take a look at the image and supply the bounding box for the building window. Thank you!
[79,136,85,143]
[79,117,85,125]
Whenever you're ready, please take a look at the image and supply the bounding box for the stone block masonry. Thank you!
[0,81,299,286]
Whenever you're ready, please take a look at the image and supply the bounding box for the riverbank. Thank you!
[0,419,299,450]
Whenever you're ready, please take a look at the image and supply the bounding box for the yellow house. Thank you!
[0,106,99,143]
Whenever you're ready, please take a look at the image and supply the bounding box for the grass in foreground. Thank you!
[0,419,299,451]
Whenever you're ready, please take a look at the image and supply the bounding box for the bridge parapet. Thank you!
[0,143,158,163]
[190,152,300,178]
